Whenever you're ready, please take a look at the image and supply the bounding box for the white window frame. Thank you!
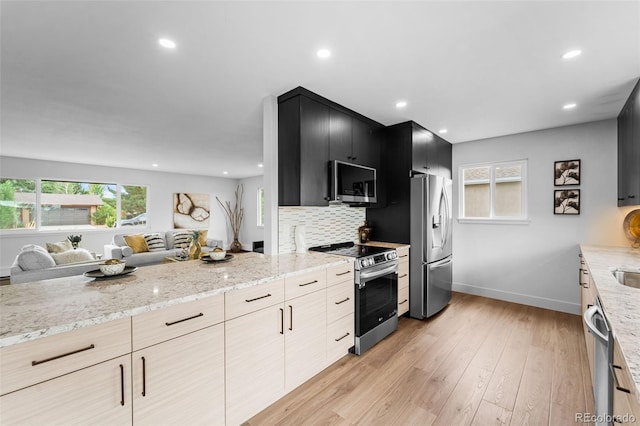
[257,187,265,228]
[458,159,529,224]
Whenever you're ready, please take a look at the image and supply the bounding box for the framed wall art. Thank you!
[554,189,580,215]
[554,159,580,186]
[173,193,210,228]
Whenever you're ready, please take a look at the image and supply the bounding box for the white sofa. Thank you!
[10,245,102,284]
[103,231,222,267]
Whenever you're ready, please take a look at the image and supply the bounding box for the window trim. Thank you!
[257,187,265,228]
[458,159,529,223]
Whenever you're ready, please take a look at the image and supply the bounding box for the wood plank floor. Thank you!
[246,292,593,426]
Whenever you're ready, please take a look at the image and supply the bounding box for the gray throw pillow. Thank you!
[17,245,56,271]
[121,246,134,257]
[50,249,94,265]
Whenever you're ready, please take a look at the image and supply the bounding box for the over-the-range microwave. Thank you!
[329,160,377,204]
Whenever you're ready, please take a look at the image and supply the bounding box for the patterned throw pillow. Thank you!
[123,234,148,254]
[46,239,73,253]
[143,233,166,252]
[172,231,191,249]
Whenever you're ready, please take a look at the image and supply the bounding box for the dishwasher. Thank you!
[584,297,613,426]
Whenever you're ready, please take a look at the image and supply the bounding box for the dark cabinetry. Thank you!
[618,79,640,206]
[278,87,383,206]
[366,121,452,244]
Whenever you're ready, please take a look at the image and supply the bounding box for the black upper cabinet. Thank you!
[407,121,452,179]
[618,79,640,207]
[278,87,384,207]
[278,95,330,206]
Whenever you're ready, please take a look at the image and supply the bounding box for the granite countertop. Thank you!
[0,252,349,348]
[580,244,640,403]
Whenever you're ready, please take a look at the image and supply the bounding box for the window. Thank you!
[0,178,148,231]
[459,160,527,222]
[257,188,265,227]
[0,179,36,229]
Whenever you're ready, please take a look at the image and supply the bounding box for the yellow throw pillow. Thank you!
[197,230,208,246]
[123,234,149,254]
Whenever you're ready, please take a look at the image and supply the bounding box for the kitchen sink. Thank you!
[612,269,640,289]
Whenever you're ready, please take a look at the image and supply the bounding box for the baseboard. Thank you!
[453,282,581,315]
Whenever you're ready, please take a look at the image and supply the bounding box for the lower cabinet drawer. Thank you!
[327,313,354,365]
[133,294,224,351]
[398,285,409,316]
[0,318,131,396]
[225,278,285,321]
[398,260,409,282]
[327,281,354,324]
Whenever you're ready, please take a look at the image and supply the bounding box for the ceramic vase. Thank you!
[230,238,242,253]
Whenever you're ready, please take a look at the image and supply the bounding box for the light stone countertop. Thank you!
[0,252,349,348]
[580,244,640,403]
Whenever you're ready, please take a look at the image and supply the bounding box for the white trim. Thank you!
[452,282,580,315]
[256,187,265,227]
[459,159,528,221]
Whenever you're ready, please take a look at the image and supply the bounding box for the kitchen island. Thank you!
[579,245,640,413]
[0,251,353,426]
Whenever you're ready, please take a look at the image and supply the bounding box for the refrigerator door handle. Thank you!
[440,187,448,248]
[429,258,452,271]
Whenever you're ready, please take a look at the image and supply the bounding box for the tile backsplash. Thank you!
[278,205,366,253]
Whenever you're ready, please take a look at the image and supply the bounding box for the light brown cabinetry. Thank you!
[0,354,132,425]
[611,338,640,423]
[579,255,597,378]
[397,246,410,316]
[326,262,355,365]
[131,295,225,426]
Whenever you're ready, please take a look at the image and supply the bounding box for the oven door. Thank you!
[356,262,398,337]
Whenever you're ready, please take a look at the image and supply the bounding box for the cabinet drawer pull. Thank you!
[279,308,284,335]
[120,364,125,406]
[399,299,408,305]
[399,274,408,279]
[141,356,147,397]
[245,293,272,303]
[610,364,631,393]
[335,297,350,305]
[335,271,351,276]
[299,280,318,287]
[165,312,203,326]
[31,344,95,366]
[399,254,408,258]
[335,332,350,342]
[289,305,293,331]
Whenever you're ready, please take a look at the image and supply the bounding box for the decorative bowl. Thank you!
[99,261,126,275]
[210,249,227,260]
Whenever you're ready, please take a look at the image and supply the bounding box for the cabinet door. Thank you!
[352,119,380,169]
[285,290,327,392]
[225,305,285,426]
[0,355,131,426]
[435,134,452,179]
[132,324,225,426]
[581,273,596,378]
[329,108,353,162]
[300,96,330,206]
[411,126,430,174]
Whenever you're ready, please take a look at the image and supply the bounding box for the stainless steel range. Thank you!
[309,242,399,355]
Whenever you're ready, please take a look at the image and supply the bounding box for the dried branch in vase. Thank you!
[216,185,244,242]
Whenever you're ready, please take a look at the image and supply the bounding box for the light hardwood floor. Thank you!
[246,292,593,426]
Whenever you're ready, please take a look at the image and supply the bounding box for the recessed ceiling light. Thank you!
[223,171,228,175]
[562,49,582,59]
[258,163,264,168]
[395,101,407,108]
[151,163,159,168]
[563,103,577,110]
[158,38,177,49]
[317,49,331,59]
[439,129,448,134]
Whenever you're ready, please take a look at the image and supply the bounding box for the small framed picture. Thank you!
[554,159,580,186]
[554,189,580,215]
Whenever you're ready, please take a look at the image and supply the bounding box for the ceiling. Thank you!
[1,1,639,179]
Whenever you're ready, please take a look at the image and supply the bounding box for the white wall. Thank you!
[0,156,244,276]
[238,175,264,250]
[453,119,637,314]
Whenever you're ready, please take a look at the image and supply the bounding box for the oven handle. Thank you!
[358,262,398,283]
[583,304,608,344]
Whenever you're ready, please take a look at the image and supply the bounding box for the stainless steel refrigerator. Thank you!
[409,174,453,318]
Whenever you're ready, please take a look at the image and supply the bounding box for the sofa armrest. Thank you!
[103,244,123,260]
